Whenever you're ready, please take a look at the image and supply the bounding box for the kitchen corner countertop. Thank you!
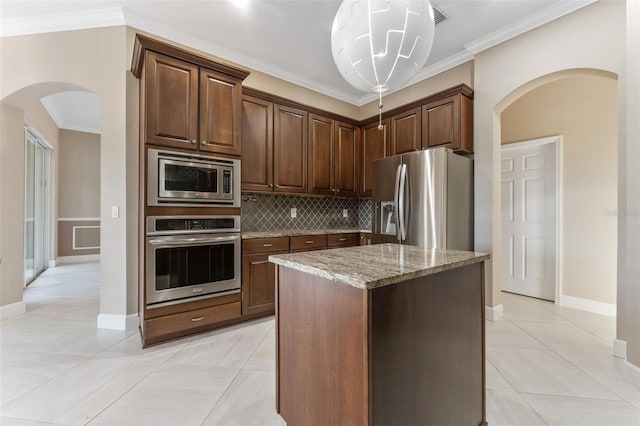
[269,243,489,290]
[241,229,369,239]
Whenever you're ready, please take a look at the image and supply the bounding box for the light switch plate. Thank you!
[111,205,119,218]
[290,208,297,218]
[343,209,348,218]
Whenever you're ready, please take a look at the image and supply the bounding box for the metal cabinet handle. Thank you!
[268,184,273,188]
[263,243,273,247]
[191,316,205,322]
[305,240,315,244]
[191,139,197,145]
[275,184,281,188]
[339,238,347,241]
[201,140,207,146]
[336,189,341,193]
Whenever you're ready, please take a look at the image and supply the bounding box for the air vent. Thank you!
[433,6,447,25]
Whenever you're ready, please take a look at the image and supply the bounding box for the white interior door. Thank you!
[501,139,558,301]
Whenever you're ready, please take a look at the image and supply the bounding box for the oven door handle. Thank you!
[147,234,240,246]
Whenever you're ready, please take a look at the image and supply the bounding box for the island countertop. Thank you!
[269,243,489,290]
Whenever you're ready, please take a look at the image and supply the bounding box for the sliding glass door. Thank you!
[24,130,50,285]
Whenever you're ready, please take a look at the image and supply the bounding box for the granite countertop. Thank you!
[241,229,370,239]
[268,243,489,290]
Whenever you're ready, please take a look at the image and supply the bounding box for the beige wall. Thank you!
[473,0,625,309]
[0,27,132,323]
[0,105,26,308]
[501,75,618,305]
[58,130,100,218]
[57,129,101,257]
[358,61,474,120]
[618,0,640,372]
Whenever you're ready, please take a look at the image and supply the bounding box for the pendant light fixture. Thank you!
[331,0,436,129]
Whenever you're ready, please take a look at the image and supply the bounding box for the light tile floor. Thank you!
[1,263,638,425]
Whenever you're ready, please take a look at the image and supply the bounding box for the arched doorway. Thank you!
[495,69,618,316]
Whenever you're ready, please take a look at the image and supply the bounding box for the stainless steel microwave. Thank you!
[147,148,240,207]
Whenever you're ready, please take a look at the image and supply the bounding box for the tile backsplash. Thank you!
[241,193,372,232]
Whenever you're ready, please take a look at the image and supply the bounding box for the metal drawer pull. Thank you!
[305,240,315,244]
[191,316,205,322]
[263,243,273,247]
[339,238,347,241]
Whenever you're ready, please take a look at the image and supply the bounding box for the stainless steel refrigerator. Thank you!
[372,147,473,249]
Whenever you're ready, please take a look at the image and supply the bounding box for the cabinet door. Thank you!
[390,107,421,155]
[145,51,199,149]
[422,95,458,150]
[241,96,273,192]
[308,114,335,195]
[199,68,242,156]
[335,122,358,197]
[274,104,308,193]
[242,252,285,316]
[360,119,388,197]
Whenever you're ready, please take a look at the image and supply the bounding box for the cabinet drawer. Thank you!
[290,235,327,251]
[327,233,358,248]
[243,237,289,254]
[145,302,241,340]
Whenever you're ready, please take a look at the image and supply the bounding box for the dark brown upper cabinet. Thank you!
[422,93,473,153]
[144,51,199,150]
[241,95,273,192]
[390,107,422,155]
[308,117,357,197]
[308,114,335,196]
[334,121,357,197]
[274,104,308,194]
[134,35,248,157]
[359,119,389,197]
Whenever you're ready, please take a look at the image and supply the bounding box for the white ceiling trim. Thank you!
[464,0,598,54]
[40,97,64,128]
[40,97,101,135]
[0,7,125,37]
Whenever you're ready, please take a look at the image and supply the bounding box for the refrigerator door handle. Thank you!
[398,163,407,241]
[394,164,403,241]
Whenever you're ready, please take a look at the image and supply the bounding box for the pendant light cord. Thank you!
[378,91,384,131]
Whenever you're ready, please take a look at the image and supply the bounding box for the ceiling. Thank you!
[1,0,595,133]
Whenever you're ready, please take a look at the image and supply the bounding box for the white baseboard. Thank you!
[486,304,504,321]
[614,339,627,359]
[56,254,100,265]
[97,313,139,330]
[559,295,616,317]
[48,259,57,268]
[624,359,640,390]
[0,301,26,319]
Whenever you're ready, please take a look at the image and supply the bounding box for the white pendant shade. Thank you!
[331,0,436,94]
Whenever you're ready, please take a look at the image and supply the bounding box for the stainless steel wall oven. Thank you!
[146,215,241,307]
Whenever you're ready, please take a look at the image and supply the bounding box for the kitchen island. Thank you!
[269,243,489,426]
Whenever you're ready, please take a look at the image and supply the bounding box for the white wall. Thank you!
[472,0,625,308]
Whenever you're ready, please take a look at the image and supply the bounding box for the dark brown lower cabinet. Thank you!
[276,262,486,426]
[242,251,287,316]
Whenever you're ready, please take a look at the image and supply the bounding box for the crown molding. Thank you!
[464,0,598,55]
[0,7,125,37]
[40,97,64,128]
[40,97,101,134]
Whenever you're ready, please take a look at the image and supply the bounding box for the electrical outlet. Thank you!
[290,208,297,218]
[343,209,348,218]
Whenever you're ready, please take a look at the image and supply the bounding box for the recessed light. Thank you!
[231,0,250,9]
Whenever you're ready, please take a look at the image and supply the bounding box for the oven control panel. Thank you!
[147,216,241,235]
